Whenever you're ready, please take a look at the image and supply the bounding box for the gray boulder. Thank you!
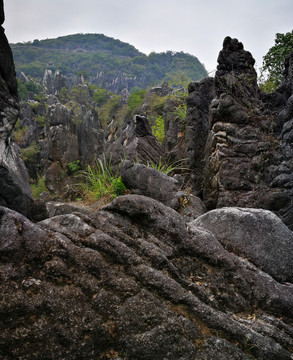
[120,160,183,210]
[193,207,293,283]
[1,196,293,359]
[120,160,206,218]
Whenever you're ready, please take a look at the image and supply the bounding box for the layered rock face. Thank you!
[0,0,33,217]
[18,93,104,195]
[105,114,164,168]
[1,197,293,359]
[185,36,293,229]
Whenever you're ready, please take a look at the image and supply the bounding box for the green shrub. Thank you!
[19,141,40,162]
[13,119,28,144]
[149,95,168,115]
[76,157,127,203]
[59,86,68,102]
[68,85,88,104]
[173,103,187,130]
[17,79,28,100]
[127,89,146,113]
[34,115,45,126]
[68,160,81,174]
[151,115,164,143]
[99,95,122,127]
[146,158,188,176]
[30,176,48,199]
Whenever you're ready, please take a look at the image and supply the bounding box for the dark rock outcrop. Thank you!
[121,160,183,210]
[183,36,293,229]
[185,77,216,193]
[1,196,293,359]
[120,159,206,219]
[105,114,164,168]
[0,0,34,218]
[42,101,103,194]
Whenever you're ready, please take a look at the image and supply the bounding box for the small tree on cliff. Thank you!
[259,30,293,92]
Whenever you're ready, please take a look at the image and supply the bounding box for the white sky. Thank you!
[3,0,293,75]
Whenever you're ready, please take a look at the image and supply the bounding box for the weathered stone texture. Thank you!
[1,197,293,359]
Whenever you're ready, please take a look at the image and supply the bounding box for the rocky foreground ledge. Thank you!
[0,194,293,359]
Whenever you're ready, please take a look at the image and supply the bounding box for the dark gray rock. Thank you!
[186,36,293,230]
[0,143,33,217]
[105,114,164,169]
[76,105,104,165]
[120,160,183,210]
[1,196,293,359]
[185,77,216,193]
[195,337,252,360]
[0,0,4,25]
[0,2,34,218]
[44,101,103,194]
[193,207,293,283]
[120,160,206,218]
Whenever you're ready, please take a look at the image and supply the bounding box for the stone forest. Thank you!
[0,0,293,359]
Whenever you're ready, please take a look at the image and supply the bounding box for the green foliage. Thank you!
[17,79,28,100]
[28,100,41,110]
[59,87,68,102]
[67,160,81,174]
[33,92,47,103]
[11,34,208,92]
[30,176,48,199]
[34,115,45,126]
[167,74,190,93]
[173,103,187,131]
[17,79,41,101]
[19,141,40,162]
[151,115,165,143]
[260,30,293,91]
[13,119,28,144]
[146,158,188,176]
[149,95,168,115]
[25,81,38,93]
[89,84,108,106]
[68,85,88,104]
[127,89,146,113]
[99,95,122,127]
[77,70,89,80]
[77,157,127,202]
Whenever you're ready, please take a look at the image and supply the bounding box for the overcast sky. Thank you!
[3,0,293,75]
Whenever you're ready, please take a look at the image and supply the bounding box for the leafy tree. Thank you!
[127,89,146,113]
[59,86,68,102]
[68,85,88,104]
[17,79,28,100]
[99,95,122,126]
[25,81,38,93]
[260,30,293,91]
[91,87,108,106]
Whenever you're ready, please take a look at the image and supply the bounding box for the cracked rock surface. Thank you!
[1,195,292,359]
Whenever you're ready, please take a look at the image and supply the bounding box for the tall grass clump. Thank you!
[77,156,126,203]
[146,158,189,176]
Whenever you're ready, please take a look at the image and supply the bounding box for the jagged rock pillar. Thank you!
[0,0,34,217]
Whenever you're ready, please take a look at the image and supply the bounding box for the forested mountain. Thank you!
[11,33,208,92]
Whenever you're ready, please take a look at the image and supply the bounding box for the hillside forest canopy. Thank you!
[11,33,208,93]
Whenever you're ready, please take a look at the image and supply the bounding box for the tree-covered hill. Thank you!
[11,33,208,92]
